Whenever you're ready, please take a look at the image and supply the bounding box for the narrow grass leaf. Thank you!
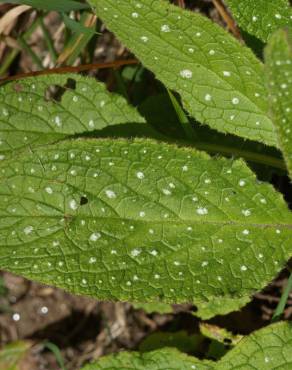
[0,0,90,12]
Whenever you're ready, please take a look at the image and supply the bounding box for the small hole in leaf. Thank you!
[44,78,76,102]
[80,196,88,206]
[65,78,76,90]
[45,85,66,102]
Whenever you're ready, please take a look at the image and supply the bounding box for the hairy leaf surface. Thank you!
[0,74,144,160]
[225,0,292,43]
[91,0,277,147]
[81,322,292,369]
[0,139,292,317]
[265,28,292,178]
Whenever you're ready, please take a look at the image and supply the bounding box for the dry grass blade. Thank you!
[0,58,139,83]
[0,5,31,35]
[212,0,241,39]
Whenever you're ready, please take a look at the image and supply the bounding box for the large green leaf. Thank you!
[0,74,145,161]
[1,139,292,318]
[91,0,277,147]
[225,0,292,43]
[265,28,292,179]
[81,322,292,369]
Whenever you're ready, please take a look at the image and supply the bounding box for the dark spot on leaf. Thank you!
[13,83,23,93]
[80,196,88,205]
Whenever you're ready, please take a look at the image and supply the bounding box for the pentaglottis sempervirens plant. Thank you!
[0,0,292,368]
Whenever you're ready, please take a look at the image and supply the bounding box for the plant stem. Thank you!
[167,89,196,140]
[193,141,285,170]
[272,271,292,322]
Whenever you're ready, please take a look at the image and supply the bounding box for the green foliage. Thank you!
[62,13,97,36]
[81,322,292,369]
[139,331,202,354]
[225,0,292,42]
[90,0,277,147]
[265,28,292,179]
[82,347,213,370]
[0,0,90,12]
[0,138,292,317]
[1,1,292,369]
[0,74,145,159]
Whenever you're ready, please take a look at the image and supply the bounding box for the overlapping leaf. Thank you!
[0,74,145,161]
[91,0,277,147]
[225,0,292,43]
[81,322,292,369]
[265,28,292,178]
[1,139,292,318]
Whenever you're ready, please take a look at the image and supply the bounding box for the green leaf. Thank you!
[91,0,277,147]
[81,348,213,370]
[132,302,173,314]
[0,341,32,370]
[194,295,251,320]
[62,13,95,36]
[62,13,97,36]
[0,74,145,160]
[217,321,292,369]
[1,139,292,318]
[200,323,243,347]
[139,331,203,354]
[139,93,285,176]
[225,0,292,43]
[81,322,292,369]
[265,28,292,179]
[0,0,90,12]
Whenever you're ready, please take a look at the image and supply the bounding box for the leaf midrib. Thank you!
[1,214,292,229]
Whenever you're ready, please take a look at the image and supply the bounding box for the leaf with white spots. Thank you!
[91,0,277,147]
[81,322,292,369]
[217,321,292,369]
[265,28,292,179]
[0,74,145,161]
[225,0,292,42]
[1,139,292,318]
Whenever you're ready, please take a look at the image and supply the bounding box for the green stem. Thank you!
[18,36,43,69]
[39,17,58,64]
[167,89,196,140]
[193,141,286,170]
[272,271,292,322]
